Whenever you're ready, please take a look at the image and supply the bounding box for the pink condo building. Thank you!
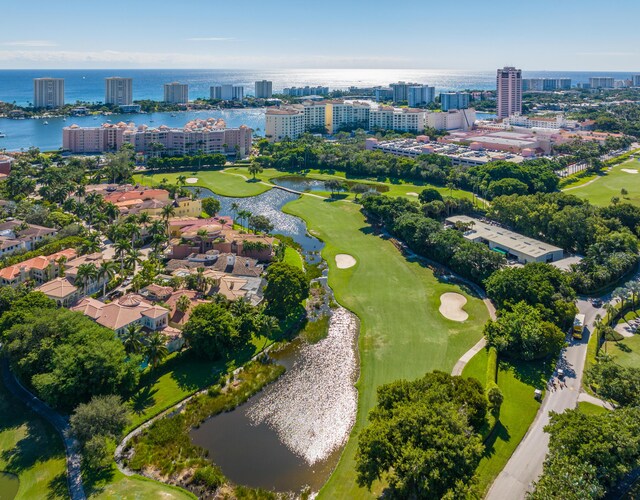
[63,118,253,157]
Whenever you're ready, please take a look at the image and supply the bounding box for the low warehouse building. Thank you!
[446,215,564,264]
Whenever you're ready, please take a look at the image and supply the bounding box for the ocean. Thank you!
[0,68,635,152]
[0,68,636,106]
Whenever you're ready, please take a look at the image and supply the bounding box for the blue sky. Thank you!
[0,0,638,70]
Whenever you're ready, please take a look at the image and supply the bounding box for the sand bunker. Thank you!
[335,254,356,269]
[407,192,419,197]
[621,169,638,174]
[185,177,199,183]
[439,292,468,321]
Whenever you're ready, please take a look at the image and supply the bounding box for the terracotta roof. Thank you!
[36,277,78,299]
[0,248,77,281]
[71,294,169,331]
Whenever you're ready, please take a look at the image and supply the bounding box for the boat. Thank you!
[43,121,49,125]
[0,132,6,138]
[170,113,177,117]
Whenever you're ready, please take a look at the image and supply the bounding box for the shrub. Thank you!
[486,347,498,385]
[192,465,225,489]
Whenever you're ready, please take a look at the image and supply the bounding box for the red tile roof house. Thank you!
[0,248,77,287]
[0,220,58,258]
[72,294,184,352]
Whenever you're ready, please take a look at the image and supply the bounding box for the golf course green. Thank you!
[284,196,489,498]
[566,158,640,206]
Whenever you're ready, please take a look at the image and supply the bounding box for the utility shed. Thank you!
[445,215,564,264]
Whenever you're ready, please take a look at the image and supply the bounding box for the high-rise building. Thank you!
[163,82,189,104]
[589,77,615,89]
[496,67,522,119]
[374,88,394,102]
[255,80,273,99]
[522,78,572,91]
[389,82,421,103]
[33,78,65,108]
[633,75,640,87]
[105,77,133,105]
[265,107,305,142]
[440,92,470,111]
[210,85,244,101]
[281,86,329,97]
[407,86,435,107]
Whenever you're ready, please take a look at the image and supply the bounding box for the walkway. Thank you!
[577,392,616,411]
[1,358,86,500]
[486,298,604,499]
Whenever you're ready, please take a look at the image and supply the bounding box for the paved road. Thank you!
[486,298,604,499]
[1,358,86,500]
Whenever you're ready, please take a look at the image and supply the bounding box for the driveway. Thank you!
[486,299,604,499]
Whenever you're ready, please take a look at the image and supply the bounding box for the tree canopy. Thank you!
[264,262,309,319]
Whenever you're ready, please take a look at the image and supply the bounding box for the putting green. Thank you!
[284,197,488,498]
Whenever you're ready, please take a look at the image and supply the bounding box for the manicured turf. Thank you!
[282,246,304,270]
[132,169,272,197]
[462,348,547,497]
[0,376,67,499]
[567,159,640,206]
[89,469,194,499]
[577,401,610,416]
[284,196,488,498]
[604,334,640,369]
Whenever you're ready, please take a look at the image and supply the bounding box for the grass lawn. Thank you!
[284,196,489,498]
[132,169,272,197]
[577,401,610,416]
[604,334,640,369]
[462,348,547,497]
[88,469,194,499]
[282,245,304,270]
[0,376,68,499]
[567,159,640,206]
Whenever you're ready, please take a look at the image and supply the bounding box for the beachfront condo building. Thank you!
[105,77,133,105]
[497,66,522,119]
[633,75,640,87]
[255,80,273,99]
[522,78,571,91]
[407,86,436,107]
[210,85,244,101]
[589,77,615,89]
[369,106,426,133]
[163,82,189,104]
[440,92,470,111]
[282,86,329,97]
[33,78,65,108]
[265,107,306,142]
[63,119,252,157]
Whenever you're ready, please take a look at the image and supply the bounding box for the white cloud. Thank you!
[2,40,57,47]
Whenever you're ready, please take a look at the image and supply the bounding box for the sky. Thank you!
[0,0,638,71]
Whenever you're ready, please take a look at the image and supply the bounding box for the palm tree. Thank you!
[124,248,143,273]
[97,260,117,297]
[125,223,142,248]
[237,210,252,230]
[176,294,191,314]
[75,263,98,296]
[121,323,145,355]
[230,202,240,224]
[613,287,630,312]
[138,212,151,226]
[627,281,640,309]
[146,331,169,369]
[196,228,208,253]
[105,203,120,223]
[161,204,176,238]
[177,175,187,187]
[114,239,132,271]
[81,232,101,254]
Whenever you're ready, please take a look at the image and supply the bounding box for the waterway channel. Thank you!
[185,187,359,493]
[187,186,324,264]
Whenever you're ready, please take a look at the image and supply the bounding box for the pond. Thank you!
[190,307,359,493]
[272,175,388,194]
[186,186,324,264]
[0,472,19,500]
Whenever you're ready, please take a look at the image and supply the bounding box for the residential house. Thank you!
[0,220,58,258]
[0,248,76,287]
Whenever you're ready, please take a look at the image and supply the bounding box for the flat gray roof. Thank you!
[446,215,563,258]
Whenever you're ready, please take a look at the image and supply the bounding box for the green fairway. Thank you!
[462,348,546,496]
[132,169,272,197]
[566,159,640,206]
[0,376,67,499]
[282,245,304,270]
[284,196,489,498]
[88,469,194,499]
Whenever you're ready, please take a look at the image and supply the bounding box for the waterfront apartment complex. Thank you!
[634,75,640,87]
[33,78,64,108]
[497,66,522,119]
[210,85,244,101]
[522,78,571,91]
[163,82,189,104]
[255,80,273,99]
[282,86,329,97]
[407,85,436,107]
[440,92,470,111]
[589,77,615,89]
[63,119,252,156]
[265,100,476,141]
[105,77,133,105]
